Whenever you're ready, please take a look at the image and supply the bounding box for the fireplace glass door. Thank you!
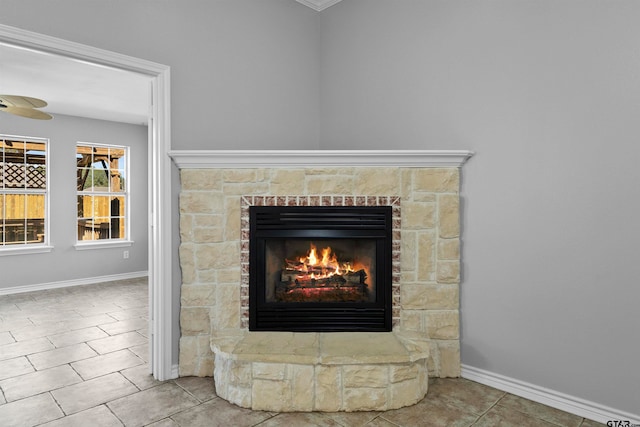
[249,206,392,332]
[264,239,377,304]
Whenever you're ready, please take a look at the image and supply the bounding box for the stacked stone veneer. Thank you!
[211,331,429,412]
[178,167,461,380]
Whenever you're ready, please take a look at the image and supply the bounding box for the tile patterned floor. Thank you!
[0,278,602,426]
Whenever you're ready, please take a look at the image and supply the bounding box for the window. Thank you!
[76,142,128,243]
[0,135,48,249]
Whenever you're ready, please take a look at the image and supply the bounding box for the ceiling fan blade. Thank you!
[0,94,48,108]
[1,106,53,120]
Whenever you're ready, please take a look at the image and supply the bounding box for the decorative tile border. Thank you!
[240,195,401,329]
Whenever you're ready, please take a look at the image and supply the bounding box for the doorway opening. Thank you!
[0,24,174,380]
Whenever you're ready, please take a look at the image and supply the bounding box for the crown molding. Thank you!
[295,0,344,12]
[169,149,474,169]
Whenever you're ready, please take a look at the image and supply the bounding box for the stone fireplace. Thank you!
[172,150,472,412]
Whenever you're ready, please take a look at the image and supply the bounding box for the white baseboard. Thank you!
[0,271,149,295]
[171,364,180,379]
[461,364,640,425]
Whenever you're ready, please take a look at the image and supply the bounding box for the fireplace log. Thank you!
[293,277,343,288]
[342,269,366,284]
[279,269,366,288]
[284,259,304,269]
[280,267,340,282]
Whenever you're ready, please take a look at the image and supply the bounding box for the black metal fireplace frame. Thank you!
[249,205,392,332]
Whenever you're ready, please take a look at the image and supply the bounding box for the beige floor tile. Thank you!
[0,392,64,427]
[10,322,69,341]
[129,343,149,362]
[380,398,479,427]
[0,364,82,401]
[112,297,147,310]
[47,326,109,348]
[109,307,148,321]
[147,419,181,427]
[169,397,272,427]
[0,299,20,312]
[87,331,147,354]
[0,356,34,381]
[108,382,200,427]
[0,318,34,333]
[363,417,402,427]
[474,404,560,427]
[426,377,506,415]
[0,293,35,304]
[99,317,148,335]
[10,309,56,321]
[0,331,15,345]
[24,296,59,308]
[27,342,97,370]
[74,303,123,317]
[26,309,83,325]
[39,404,124,427]
[30,288,73,300]
[64,314,118,330]
[580,419,605,426]
[174,376,216,402]
[71,348,144,380]
[0,336,55,361]
[1,279,592,427]
[0,311,23,323]
[324,410,382,427]
[51,372,138,414]
[497,394,584,427]
[258,412,343,427]
[38,302,87,314]
[121,364,161,390]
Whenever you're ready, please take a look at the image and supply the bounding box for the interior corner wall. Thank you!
[318,0,640,415]
[0,0,321,150]
[0,113,148,289]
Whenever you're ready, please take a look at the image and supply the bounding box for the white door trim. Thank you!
[0,24,175,381]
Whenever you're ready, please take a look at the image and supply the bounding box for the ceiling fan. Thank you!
[0,95,53,120]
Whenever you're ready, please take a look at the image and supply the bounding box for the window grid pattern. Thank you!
[0,136,48,247]
[76,143,128,242]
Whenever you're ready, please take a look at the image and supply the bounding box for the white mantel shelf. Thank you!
[168,150,474,169]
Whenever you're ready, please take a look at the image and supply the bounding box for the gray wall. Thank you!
[3,0,639,414]
[319,0,640,415]
[0,113,148,289]
[0,0,321,150]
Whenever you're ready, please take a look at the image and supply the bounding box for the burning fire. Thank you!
[277,242,374,302]
[290,243,358,281]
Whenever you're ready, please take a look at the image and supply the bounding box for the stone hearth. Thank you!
[171,150,472,412]
[212,331,428,411]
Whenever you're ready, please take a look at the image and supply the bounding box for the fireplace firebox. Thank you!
[249,205,392,332]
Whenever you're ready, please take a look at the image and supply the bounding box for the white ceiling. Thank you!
[0,42,152,126]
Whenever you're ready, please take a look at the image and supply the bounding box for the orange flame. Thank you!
[290,243,362,281]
